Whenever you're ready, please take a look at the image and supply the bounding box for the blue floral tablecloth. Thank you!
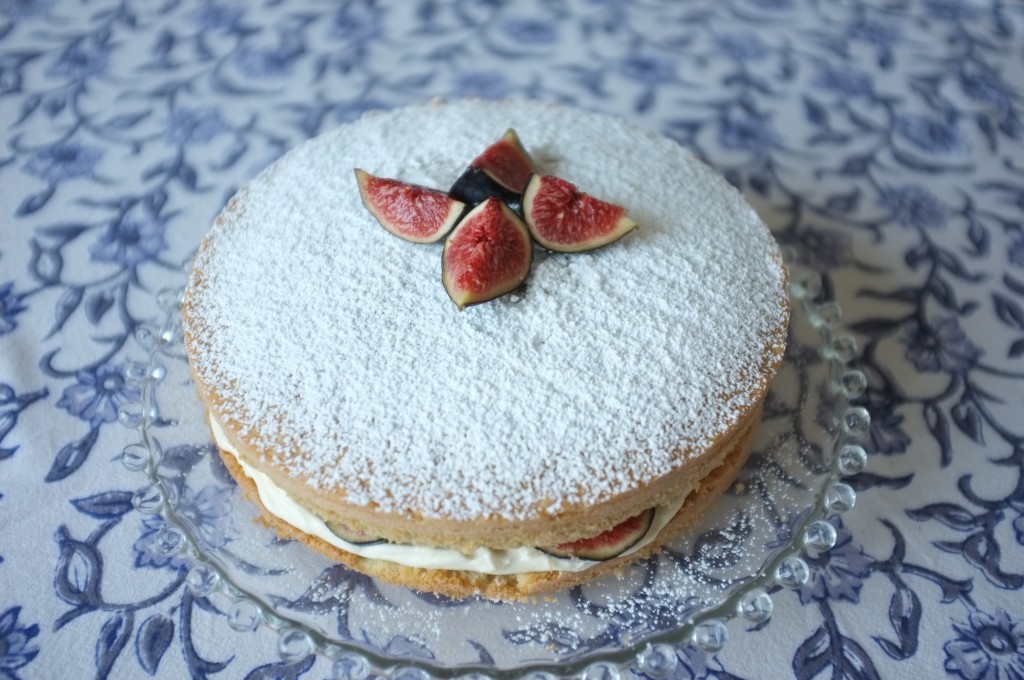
[3,1,1024,678]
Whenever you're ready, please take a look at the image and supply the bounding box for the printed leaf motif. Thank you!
[96,610,134,678]
[136,614,175,675]
[993,292,1024,330]
[85,290,115,324]
[1005,273,1024,297]
[794,627,830,680]
[242,655,316,680]
[960,532,1024,589]
[928,277,957,310]
[180,593,233,678]
[794,625,881,680]
[71,490,136,519]
[845,472,914,492]
[45,427,101,482]
[922,404,952,467]
[17,184,56,216]
[874,587,921,660]
[803,95,830,127]
[951,399,985,444]
[48,286,84,338]
[29,238,63,284]
[103,110,150,131]
[906,503,978,530]
[54,527,102,607]
[966,219,989,255]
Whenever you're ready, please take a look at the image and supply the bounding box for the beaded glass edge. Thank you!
[119,247,869,679]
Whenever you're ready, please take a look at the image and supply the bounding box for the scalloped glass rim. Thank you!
[120,246,868,678]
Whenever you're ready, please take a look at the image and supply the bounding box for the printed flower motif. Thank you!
[331,0,381,43]
[176,484,237,551]
[0,282,27,336]
[0,0,54,18]
[56,362,140,427]
[813,64,874,98]
[960,68,1013,113]
[896,114,965,154]
[23,141,103,183]
[189,1,244,31]
[0,606,40,680]
[796,520,872,604]
[133,485,235,569]
[845,19,900,47]
[945,609,1024,680]
[902,315,983,373]
[454,70,515,100]
[860,388,911,455]
[718,114,777,154]
[46,39,110,80]
[164,106,228,145]
[713,32,769,61]
[879,184,949,229]
[133,516,190,571]
[618,55,676,85]
[89,204,167,267]
[502,18,558,45]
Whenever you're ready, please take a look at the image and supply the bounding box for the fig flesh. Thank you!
[356,168,466,244]
[324,519,386,546]
[442,197,533,310]
[449,129,535,211]
[539,508,655,561]
[523,174,637,253]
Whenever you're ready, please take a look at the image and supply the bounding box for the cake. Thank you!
[181,100,789,600]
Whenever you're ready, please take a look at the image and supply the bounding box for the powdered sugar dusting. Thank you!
[184,100,787,521]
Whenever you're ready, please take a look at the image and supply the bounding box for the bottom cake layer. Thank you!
[215,406,760,601]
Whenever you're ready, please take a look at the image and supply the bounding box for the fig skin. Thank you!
[538,508,655,561]
[449,168,524,214]
[523,174,638,253]
[449,129,536,213]
[356,168,466,244]
[325,519,387,546]
[442,197,533,311]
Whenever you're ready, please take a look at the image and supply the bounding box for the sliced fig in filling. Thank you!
[449,129,536,212]
[355,168,466,244]
[324,519,386,546]
[522,174,637,253]
[442,197,533,310]
[539,508,656,561]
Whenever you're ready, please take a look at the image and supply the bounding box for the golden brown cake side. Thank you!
[217,403,761,601]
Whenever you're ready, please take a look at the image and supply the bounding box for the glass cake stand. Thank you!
[118,246,869,678]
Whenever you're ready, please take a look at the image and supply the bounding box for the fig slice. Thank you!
[449,129,536,211]
[522,174,638,253]
[355,168,466,244]
[324,518,386,546]
[442,197,533,310]
[539,508,655,561]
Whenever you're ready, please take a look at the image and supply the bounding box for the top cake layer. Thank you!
[183,100,788,523]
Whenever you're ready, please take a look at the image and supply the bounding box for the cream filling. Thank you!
[210,415,690,575]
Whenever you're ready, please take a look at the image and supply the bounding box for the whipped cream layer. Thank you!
[210,415,688,575]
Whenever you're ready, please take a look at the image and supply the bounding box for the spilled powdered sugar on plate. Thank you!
[184,100,788,521]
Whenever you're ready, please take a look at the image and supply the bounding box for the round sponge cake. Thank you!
[182,100,788,599]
